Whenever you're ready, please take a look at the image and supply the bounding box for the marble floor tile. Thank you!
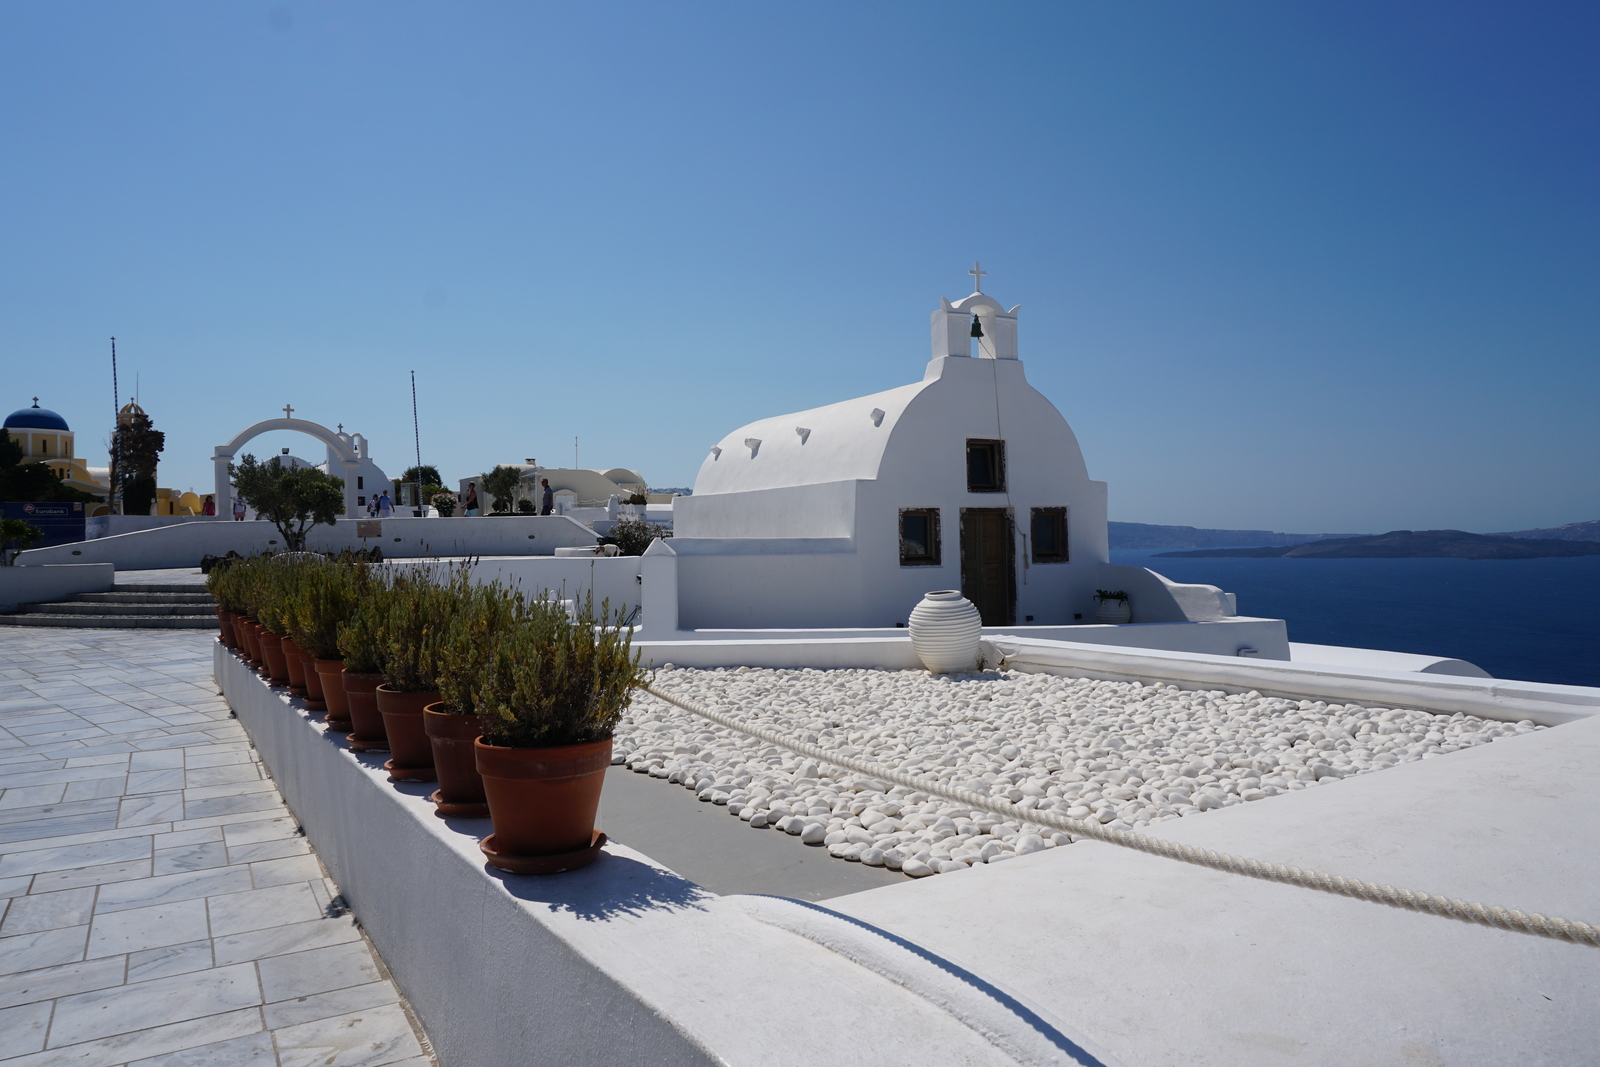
[225,836,310,865]
[212,917,363,967]
[181,779,277,803]
[61,778,129,802]
[2,1005,263,1067]
[60,755,130,770]
[124,1029,278,1067]
[0,874,33,898]
[48,962,262,1046]
[0,811,121,847]
[127,750,185,773]
[95,865,253,913]
[0,925,87,976]
[181,763,262,789]
[86,899,210,958]
[0,826,156,865]
[181,791,282,821]
[0,956,127,1010]
[0,798,121,825]
[116,792,186,829]
[0,887,96,936]
[151,841,230,877]
[0,786,68,811]
[207,882,323,938]
[249,854,323,888]
[257,941,382,1003]
[220,816,299,848]
[262,979,401,1030]
[125,769,186,795]
[0,999,53,1057]
[271,1003,423,1067]
[182,748,254,769]
[27,858,152,894]
[126,939,214,983]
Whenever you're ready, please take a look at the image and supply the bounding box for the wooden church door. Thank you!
[960,508,1015,626]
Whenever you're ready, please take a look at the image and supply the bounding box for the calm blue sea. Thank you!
[1111,549,1600,688]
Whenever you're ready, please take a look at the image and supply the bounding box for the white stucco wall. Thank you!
[675,355,1112,627]
[0,563,115,610]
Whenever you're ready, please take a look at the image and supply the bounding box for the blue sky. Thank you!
[2,2,1596,533]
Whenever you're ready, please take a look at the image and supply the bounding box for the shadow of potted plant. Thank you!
[469,593,646,873]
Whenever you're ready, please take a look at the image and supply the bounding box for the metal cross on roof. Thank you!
[969,261,986,293]
[282,404,295,419]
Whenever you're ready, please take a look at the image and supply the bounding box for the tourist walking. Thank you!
[540,478,554,515]
[463,482,479,516]
[377,490,393,517]
[201,495,215,516]
[232,496,247,521]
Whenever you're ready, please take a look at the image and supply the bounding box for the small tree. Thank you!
[109,406,165,515]
[610,516,671,556]
[400,465,442,489]
[230,454,345,550]
[482,465,521,515]
[0,518,44,565]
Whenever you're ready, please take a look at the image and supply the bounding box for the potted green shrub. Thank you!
[470,593,645,873]
[430,491,457,517]
[375,565,460,783]
[337,587,390,752]
[289,559,367,728]
[426,578,525,818]
[253,562,294,685]
[1094,588,1131,624]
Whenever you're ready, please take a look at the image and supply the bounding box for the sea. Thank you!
[1111,549,1600,689]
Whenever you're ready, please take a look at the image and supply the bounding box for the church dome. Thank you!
[4,400,69,432]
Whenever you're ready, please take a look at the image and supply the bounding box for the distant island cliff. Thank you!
[1496,519,1600,542]
[1154,530,1600,560]
[1108,522,1357,550]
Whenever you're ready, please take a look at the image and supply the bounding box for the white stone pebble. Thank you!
[613,667,1542,879]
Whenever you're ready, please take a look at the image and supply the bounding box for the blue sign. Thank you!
[2,502,88,550]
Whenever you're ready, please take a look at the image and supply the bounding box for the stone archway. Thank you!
[212,416,364,520]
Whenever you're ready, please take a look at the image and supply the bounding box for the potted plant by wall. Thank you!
[427,578,525,819]
[298,560,368,729]
[337,589,390,752]
[272,562,311,698]
[254,564,293,685]
[471,593,645,873]
[204,557,243,650]
[375,565,459,783]
[1095,588,1131,624]
[430,491,456,518]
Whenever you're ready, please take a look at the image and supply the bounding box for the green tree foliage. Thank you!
[0,435,101,503]
[610,516,671,556]
[109,407,164,514]
[482,465,521,514]
[0,518,44,565]
[230,454,345,551]
[399,465,442,488]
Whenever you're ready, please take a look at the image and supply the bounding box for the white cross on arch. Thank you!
[282,404,295,419]
[969,261,986,293]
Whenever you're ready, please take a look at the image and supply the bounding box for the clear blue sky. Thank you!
[3,2,1596,533]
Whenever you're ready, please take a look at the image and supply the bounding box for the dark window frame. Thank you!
[898,507,942,566]
[966,439,1006,493]
[1030,507,1069,563]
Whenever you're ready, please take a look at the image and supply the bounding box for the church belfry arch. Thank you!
[212,412,366,519]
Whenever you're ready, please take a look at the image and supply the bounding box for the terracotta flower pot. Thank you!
[342,671,388,751]
[240,620,261,666]
[258,632,290,684]
[376,686,439,782]
[217,609,237,649]
[475,737,611,874]
[315,658,351,728]
[281,638,308,696]
[300,649,328,712]
[424,705,489,818]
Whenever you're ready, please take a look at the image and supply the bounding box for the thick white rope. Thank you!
[643,683,1600,949]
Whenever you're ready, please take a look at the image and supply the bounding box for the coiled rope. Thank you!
[643,683,1600,949]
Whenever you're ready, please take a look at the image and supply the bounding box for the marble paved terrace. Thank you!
[0,627,433,1067]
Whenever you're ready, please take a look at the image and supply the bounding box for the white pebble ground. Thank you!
[614,667,1542,879]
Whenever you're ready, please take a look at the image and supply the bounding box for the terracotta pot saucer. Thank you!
[324,716,353,732]
[346,734,390,753]
[384,759,437,783]
[430,791,489,819]
[480,831,606,875]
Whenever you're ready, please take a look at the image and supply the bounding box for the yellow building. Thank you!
[4,398,200,516]
[4,399,109,500]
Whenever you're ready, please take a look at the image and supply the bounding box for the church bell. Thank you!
[970,314,984,338]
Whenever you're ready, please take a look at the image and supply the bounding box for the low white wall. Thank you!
[994,618,1290,660]
[1095,564,1233,623]
[87,515,209,539]
[214,646,1085,1067]
[0,563,115,610]
[16,516,600,570]
[1290,642,1491,678]
[989,635,1600,725]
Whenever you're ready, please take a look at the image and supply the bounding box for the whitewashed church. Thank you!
[672,268,1111,629]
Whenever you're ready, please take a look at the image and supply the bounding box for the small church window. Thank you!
[1031,508,1068,563]
[966,440,1005,493]
[357,476,364,490]
[40,438,50,455]
[899,508,941,566]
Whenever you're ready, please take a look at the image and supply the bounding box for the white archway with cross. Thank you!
[212,406,364,519]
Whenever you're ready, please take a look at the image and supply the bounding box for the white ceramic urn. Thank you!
[1095,597,1131,624]
[908,591,983,673]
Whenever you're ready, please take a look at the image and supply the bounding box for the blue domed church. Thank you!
[4,399,112,501]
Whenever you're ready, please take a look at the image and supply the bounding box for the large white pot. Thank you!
[908,591,983,674]
[1095,597,1131,624]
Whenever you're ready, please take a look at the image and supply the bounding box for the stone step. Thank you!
[0,614,218,629]
[111,583,211,594]
[74,592,215,604]
[16,601,217,617]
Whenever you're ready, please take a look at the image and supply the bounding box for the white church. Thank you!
[668,268,1232,635]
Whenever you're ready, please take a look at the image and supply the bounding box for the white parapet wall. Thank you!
[15,516,601,570]
[0,563,114,610]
